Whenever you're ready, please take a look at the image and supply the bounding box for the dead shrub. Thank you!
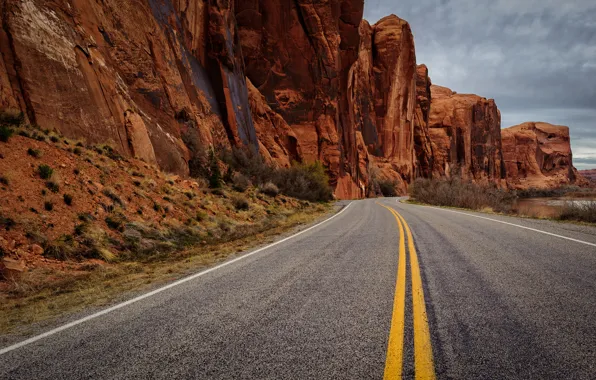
[558,201,596,223]
[409,177,516,212]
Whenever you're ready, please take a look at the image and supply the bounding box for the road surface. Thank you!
[1,198,595,379]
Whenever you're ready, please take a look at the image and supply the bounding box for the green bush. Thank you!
[27,148,42,158]
[220,147,275,186]
[409,177,516,212]
[63,194,73,206]
[0,110,24,125]
[46,180,60,193]
[38,164,54,179]
[0,125,14,143]
[102,187,124,207]
[378,179,399,197]
[276,161,333,202]
[222,147,332,202]
[208,149,222,189]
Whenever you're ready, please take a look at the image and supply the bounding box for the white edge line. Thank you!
[401,200,596,248]
[0,202,353,356]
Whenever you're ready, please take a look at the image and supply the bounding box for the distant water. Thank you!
[513,197,596,218]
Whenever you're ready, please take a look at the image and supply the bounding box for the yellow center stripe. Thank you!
[395,211,436,380]
[377,202,436,380]
[377,203,407,379]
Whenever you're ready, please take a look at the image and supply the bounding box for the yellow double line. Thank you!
[377,203,435,380]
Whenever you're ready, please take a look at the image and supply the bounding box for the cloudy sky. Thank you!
[364,0,596,169]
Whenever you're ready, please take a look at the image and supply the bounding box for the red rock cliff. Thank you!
[502,122,586,189]
[235,0,367,198]
[413,64,435,178]
[9,2,581,198]
[0,0,260,176]
[348,15,418,194]
[428,85,505,184]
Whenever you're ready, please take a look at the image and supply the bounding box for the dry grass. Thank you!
[558,201,596,224]
[409,177,517,213]
[0,204,330,334]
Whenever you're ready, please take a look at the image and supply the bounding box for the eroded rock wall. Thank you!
[502,122,586,189]
[428,85,504,184]
[7,1,584,198]
[0,0,262,175]
[347,15,418,194]
[413,64,435,178]
[235,0,367,198]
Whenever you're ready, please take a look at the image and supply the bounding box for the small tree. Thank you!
[208,149,222,189]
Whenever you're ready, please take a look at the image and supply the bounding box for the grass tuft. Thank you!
[27,148,42,158]
[38,164,54,179]
[0,125,14,143]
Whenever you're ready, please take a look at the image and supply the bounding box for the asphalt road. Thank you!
[1,199,595,379]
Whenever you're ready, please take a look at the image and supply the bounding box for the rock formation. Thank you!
[0,1,587,197]
[236,0,367,198]
[428,85,504,184]
[347,15,418,194]
[0,0,259,176]
[502,122,585,189]
[413,64,435,178]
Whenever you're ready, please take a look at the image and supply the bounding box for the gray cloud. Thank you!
[364,0,596,168]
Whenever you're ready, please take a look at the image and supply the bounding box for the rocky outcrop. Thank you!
[502,122,585,189]
[0,0,264,175]
[235,0,367,198]
[413,64,435,178]
[428,85,504,184]
[4,1,586,198]
[347,15,417,194]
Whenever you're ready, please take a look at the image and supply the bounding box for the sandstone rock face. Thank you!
[428,85,504,184]
[246,78,300,167]
[348,15,417,194]
[5,1,584,198]
[502,122,584,189]
[235,0,367,198]
[413,64,435,178]
[0,0,264,175]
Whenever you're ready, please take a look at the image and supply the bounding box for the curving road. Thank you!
[1,199,595,379]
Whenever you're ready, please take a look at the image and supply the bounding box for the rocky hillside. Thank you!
[428,85,504,184]
[0,0,585,197]
[502,122,588,189]
[0,123,326,282]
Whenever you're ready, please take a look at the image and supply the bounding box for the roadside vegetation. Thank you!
[409,177,516,213]
[409,177,596,224]
[558,201,596,224]
[0,110,332,333]
[366,165,401,197]
[515,185,596,199]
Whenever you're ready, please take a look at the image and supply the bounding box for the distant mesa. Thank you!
[502,122,588,189]
[579,169,596,182]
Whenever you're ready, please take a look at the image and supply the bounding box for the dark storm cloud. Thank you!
[364,0,596,168]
